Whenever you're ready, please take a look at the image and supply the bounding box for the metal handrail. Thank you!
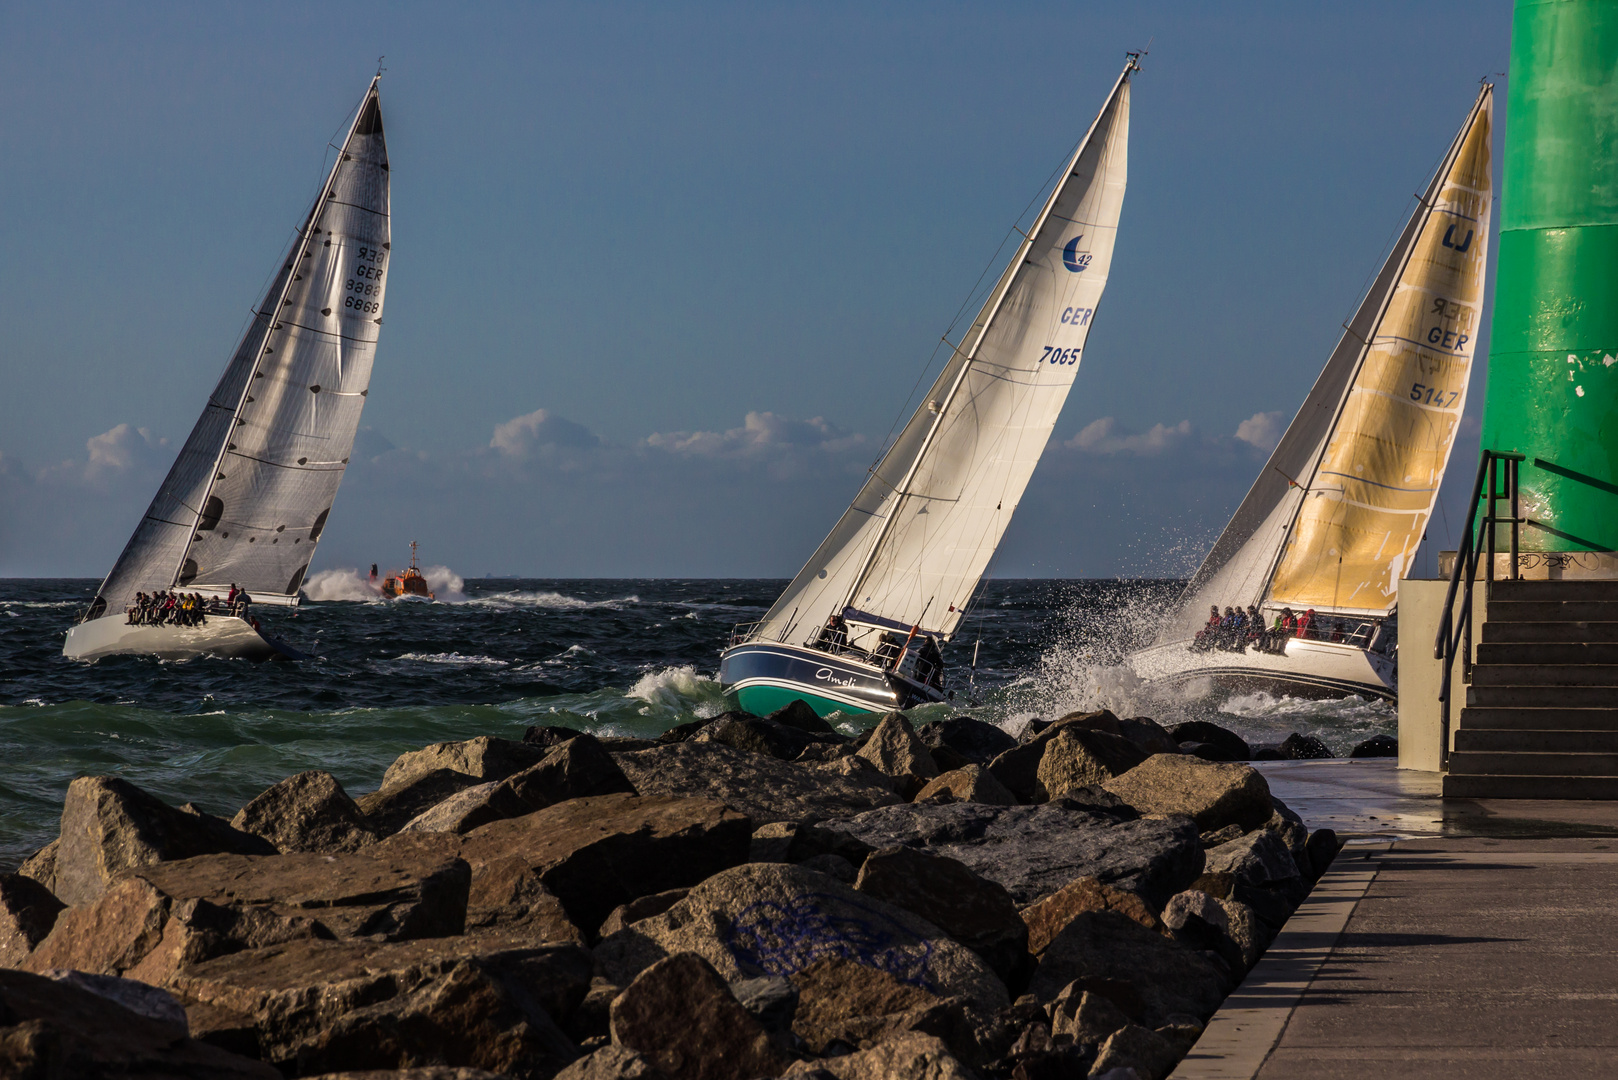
[1434,449,1526,769]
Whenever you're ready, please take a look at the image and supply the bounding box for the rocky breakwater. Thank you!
[0,706,1340,1080]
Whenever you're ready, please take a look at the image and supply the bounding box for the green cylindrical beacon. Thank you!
[1483,0,1618,552]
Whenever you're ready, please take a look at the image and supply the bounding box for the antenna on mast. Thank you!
[376,55,387,78]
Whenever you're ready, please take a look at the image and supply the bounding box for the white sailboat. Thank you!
[1128,84,1494,701]
[64,77,392,661]
[720,55,1137,717]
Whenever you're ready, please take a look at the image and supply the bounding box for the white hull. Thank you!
[1127,636,1395,701]
[62,613,294,662]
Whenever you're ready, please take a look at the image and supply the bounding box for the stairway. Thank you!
[1444,578,1618,798]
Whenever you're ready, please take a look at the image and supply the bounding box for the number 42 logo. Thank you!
[1062,235,1092,273]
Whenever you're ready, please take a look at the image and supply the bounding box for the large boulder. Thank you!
[594,863,1009,1015]
[357,769,486,836]
[1117,717,1180,756]
[825,801,1203,908]
[381,736,548,791]
[402,735,641,835]
[612,742,899,822]
[1169,720,1251,761]
[1101,754,1273,833]
[17,839,58,894]
[914,766,1017,806]
[556,1046,669,1078]
[854,846,1028,986]
[692,716,815,761]
[856,712,939,800]
[780,1033,974,1079]
[167,936,589,1077]
[1204,829,1304,893]
[1034,728,1147,801]
[0,967,278,1078]
[1019,877,1159,955]
[465,854,587,944]
[54,776,274,905]
[0,872,65,967]
[1028,911,1228,1023]
[786,957,981,1061]
[987,713,1140,803]
[459,793,751,936]
[609,952,787,1080]
[916,717,1017,767]
[230,770,379,854]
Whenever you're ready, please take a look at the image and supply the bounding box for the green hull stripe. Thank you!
[733,684,876,719]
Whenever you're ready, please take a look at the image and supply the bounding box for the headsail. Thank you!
[89,79,391,617]
[1167,85,1492,636]
[750,56,1135,651]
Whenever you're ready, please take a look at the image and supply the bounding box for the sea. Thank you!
[0,572,1395,867]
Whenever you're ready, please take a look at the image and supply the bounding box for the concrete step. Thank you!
[1486,600,1618,622]
[1449,751,1618,775]
[1467,685,1618,708]
[1459,707,1618,731]
[1453,728,1618,753]
[1470,664,1618,686]
[1492,579,1618,602]
[1442,773,1618,799]
[1482,622,1618,643]
[1476,642,1618,665]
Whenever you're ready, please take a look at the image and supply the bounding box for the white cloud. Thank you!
[1065,417,1192,455]
[645,411,863,458]
[1234,411,1285,453]
[490,409,602,458]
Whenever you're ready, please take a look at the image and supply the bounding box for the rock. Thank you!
[230,770,379,854]
[1203,829,1302,892]
[600,737,660,752]
[1090,1022,1184,1080]
[656,718,714,745]
[1117,717,1179,756]
[987,713,1139,803]
[916,717,1017,767]
[914,766,1017,806]
[927,744,974,774]
[1028,911,1228,1023]
[1278,732,1334,759]
[1101,754,1274,833]
[1305,828,1341,880]
[855,846,1029,985]
[1186,872,1235,901]
[787,957,979,1060]
[524,724,587,748]
[803,753,898,795]
[1049,984,1132,1045]
[610,952,787,1080]
[800,853,857,882]
[796,742,854,764]
[381,736,548,791]
[172,937,587,1078]
[357,769,486,836]
[1252,745,1284,761]
[749,821,800,862]
[1351,734,1398,758]
[0,967,279,1078]
[1035,729,1147,801]
[22,877,174,978]
[1183,741,1237,763]
[465,855,588,944]
[1018,718,1052,743]
[1168,721,1250,761]
[599,889,690,938]
[692,716,815,761]
[54,776,274,906]
[747,821,874,869]
[593,863,1010,1014]
[1162,890,1244,973]
[1019,878,1159,955]
[305,1069,511,1079]
[1198,824,1244,848]
[768,699,842,738]
[459,793,751,936]
[780,1032,975,1079]
[17,839,58,894]
[556,1045,670,1079]
[826,801,1203,908]
[856,712,940,800]
[612,741,899,822]
[567,977,624,1045]
[1213,897,1271,969]
[502,733,640,806]
[399,782,515,834]
[1052,709,1123,735]
[0,872,65,967]
[1267,797,1309,872]
[39,967,188,1028]
[731,973,797,1035]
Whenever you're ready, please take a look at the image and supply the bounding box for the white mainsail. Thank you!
[750,57,1135,651]
[1166,85,1492,638]
[88,79,390,618]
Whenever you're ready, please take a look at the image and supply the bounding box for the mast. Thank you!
[839,54,1140,621]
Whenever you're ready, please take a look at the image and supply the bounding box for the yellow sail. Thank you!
[1269,93,1491,614]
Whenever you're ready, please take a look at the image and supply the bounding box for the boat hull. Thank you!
[62,614,301,662]
[1126,637,1396,701]
[719,642,944,718]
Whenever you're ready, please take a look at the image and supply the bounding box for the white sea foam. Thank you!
[627,665,726,715]
[421,566,467,603]
[301,569,382,602]
[467,590,639,611]
[396,652,509,667]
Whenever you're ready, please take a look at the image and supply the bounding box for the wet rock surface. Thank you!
[612,741,899,822]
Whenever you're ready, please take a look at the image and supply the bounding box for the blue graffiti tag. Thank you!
[721,892,937,992]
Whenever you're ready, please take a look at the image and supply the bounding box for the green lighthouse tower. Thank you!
[1483,0,1618,553]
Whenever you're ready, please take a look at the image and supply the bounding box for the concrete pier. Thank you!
[1173,760,1618,1078]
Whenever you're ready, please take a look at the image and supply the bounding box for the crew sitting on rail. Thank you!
[814,612,848,651]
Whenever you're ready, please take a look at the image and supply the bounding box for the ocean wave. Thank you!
[395,652,509,667]
[466,590,639,611]
[627,665,727,715]
[301,569,383,602]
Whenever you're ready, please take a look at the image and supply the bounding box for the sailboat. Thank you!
[1128,84,1493,701]
[64,77,392,661]
[719,55,1137,717]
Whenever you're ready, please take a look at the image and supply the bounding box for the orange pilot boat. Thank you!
[379,541,435,601]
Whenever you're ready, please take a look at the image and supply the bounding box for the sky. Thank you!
[0,1,1515,580]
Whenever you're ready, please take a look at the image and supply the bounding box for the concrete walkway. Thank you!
[1171,762,1618,1078]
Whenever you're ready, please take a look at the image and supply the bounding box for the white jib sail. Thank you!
[89,80,390,618]
[1165,85,1492,638]
[750,57,1134,651]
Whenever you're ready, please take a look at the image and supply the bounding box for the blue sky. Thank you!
[0,1,1513,578]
